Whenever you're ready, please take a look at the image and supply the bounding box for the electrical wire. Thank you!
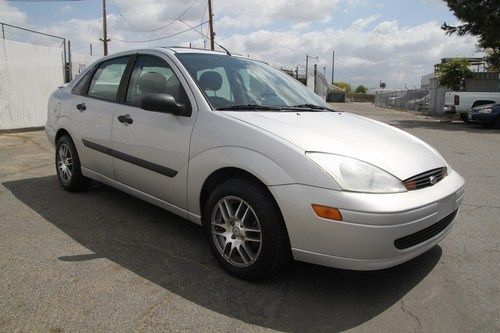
[179,19,232,55]
[109,20,208,43]
[199,1,208,40]
[110,0,200,32]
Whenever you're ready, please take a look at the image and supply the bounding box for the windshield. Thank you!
[176,53,332,111]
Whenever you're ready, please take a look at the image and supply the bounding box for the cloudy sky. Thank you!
[0,0,480,88]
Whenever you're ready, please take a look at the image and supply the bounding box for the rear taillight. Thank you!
[454,95,460,105]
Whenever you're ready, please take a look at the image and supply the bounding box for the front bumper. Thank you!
[468,113,497,124]
[269,170,465,270]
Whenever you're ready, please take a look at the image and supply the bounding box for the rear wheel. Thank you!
[55,135,91,192]
[204,178,291,279]
[459,113,470,123]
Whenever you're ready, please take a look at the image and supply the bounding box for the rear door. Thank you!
[73,55,132,179]
[111,52,197,210]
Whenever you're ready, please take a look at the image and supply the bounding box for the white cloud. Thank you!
[57,4,74,15]
[215,0,340,29]
[0,0,28,26]
[0,0,481,89]
[217,20,480,88]
[292,22,311,31]
[349,14,381,31]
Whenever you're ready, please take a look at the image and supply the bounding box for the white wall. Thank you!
[0,39,65,130]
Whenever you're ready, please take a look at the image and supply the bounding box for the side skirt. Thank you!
[81,167,202,225]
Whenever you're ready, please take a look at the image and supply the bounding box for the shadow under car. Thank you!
[3,176,442,332]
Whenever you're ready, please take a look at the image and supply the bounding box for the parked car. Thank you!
[46,47,465,279]
[468,103,500,127]
[444,91,500,122]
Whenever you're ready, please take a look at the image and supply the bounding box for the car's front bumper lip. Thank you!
[468,113,497,123]
[269,170,465,270]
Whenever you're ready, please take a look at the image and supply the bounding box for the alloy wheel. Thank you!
[57,143,73,183]
[211,196,262,267]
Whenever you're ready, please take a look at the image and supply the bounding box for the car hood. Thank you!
[222,111,446,180]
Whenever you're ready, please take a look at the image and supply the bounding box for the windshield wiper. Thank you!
[285,104,334,111]
[216,104,281,111]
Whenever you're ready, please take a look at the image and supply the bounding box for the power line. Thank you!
[179,19,228,54]
[109,20,208,43]
[200,1,208,40]
[110,0,200,32]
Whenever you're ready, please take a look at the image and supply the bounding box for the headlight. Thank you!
[479,108,492,113]
[306,153,406,193]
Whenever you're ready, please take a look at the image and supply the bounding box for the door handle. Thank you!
[76,103,86,111]
[117,114,133,125]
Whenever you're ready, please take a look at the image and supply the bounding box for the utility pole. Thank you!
[331,50,335,84]
[208,0,215,50]
[100,0,109,56]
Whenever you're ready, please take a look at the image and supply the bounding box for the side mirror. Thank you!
[140,94,191,117]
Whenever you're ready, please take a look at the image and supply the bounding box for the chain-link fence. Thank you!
[375,89,430,113]
[70,52,100,79]
[306,65,328,100]
[1,22,99,130]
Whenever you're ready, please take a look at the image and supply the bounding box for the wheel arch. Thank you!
[471,100,495,108]
[200,167,274,222]
[55,128,72,144]
[187,146,295,223]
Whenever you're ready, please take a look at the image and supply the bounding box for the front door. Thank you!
[111,53,196,210]
[74,56,130,179]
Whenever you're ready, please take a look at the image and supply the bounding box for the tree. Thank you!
[354,85,368,94]
[442,0,500,70]
[436,58,473,89]
[333,81,351,92]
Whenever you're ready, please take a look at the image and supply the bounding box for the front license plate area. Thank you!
[437,193,456,220]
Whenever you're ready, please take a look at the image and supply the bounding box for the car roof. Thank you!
[94,46,265,65]
[161,46,228,55]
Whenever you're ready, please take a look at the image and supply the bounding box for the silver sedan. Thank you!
[45,47,465,279]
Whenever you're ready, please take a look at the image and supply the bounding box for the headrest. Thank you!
[137,72,166,95]
[199,71,222,91]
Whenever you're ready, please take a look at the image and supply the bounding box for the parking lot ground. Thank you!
[0,103,498,332]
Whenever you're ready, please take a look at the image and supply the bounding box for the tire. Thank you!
[55,135,92,192]
[459,113,470,123]
[495,116,500,129]
[203,178,291,280]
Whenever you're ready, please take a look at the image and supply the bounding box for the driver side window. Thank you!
[126,55,188,107]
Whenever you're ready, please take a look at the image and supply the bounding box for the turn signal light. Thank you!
[311,204,343,221]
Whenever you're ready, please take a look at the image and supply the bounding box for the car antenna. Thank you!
[215,42,231,56]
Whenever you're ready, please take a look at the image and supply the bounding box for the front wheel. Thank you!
[204,178,291,279]
[459,113,470,123]
[55,135,91,192]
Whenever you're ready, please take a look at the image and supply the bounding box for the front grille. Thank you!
[403,167,447,191]
[394,209,458,250]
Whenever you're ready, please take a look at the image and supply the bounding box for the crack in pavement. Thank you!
[400,298,422,329]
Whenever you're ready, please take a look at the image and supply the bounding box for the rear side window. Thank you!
[88,57,129,101]
[71,67,94,95]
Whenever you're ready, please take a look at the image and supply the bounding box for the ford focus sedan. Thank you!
[46,47,465,279]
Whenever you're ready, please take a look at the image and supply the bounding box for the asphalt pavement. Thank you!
[0,103,498,332]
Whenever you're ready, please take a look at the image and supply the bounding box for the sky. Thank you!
[0,0,481,88]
